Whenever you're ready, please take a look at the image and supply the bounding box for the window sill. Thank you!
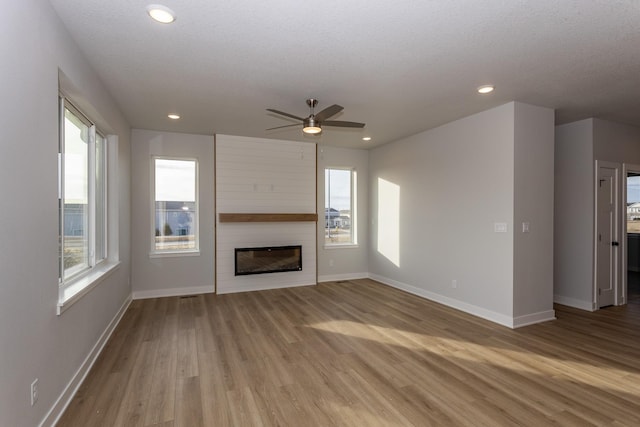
[57,261,121,315]
[324,244,359,250]
[149,250,200,259]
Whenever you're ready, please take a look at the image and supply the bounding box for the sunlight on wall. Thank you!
[377,177,400,267]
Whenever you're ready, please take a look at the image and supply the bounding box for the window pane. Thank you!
[325,168,353,245]
[154,159,197,251]
[63,108,90,276]
[95,133,106,261]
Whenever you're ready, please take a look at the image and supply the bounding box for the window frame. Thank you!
[324,167,358,248]
[58,96,115,313]
[150,156,200,257]
[94,132,108,263]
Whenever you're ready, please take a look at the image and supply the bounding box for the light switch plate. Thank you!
[494,222,508,233]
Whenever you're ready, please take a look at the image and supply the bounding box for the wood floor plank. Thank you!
[198,350,233,427]
[112,339,159,426]
[60,280,640,426]
[143,302,178,426]
[174,376,204,427]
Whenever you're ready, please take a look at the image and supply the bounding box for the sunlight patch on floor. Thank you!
[308,319,640,396]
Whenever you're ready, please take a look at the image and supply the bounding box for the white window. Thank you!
[325,168,357,246]
[58,99,108,284]
[152,157,199,255]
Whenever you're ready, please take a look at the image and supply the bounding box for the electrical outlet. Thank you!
[452,279,457,289]
[30,378,38,406]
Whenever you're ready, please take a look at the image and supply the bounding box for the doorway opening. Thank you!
[624,167,640,304]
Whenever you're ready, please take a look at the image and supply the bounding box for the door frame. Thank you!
[621,163,640,306]
[594,160,621,308]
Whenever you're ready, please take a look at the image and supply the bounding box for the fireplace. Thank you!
[235,245,302,276]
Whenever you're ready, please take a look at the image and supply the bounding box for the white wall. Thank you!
[554,119,595,309]
[216,135,317,293]
[368,102,555,327]
[130,129,215,298]
[0,2,131,426]
[317,146,369,281]
[554,118,640,310]
[368,103,516,325]
[512,103,556,323]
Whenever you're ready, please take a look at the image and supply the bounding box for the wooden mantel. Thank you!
[218,213,318,223]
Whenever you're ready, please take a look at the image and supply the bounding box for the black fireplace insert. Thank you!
[234,245,302,276]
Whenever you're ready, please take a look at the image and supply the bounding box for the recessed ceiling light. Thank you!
[147,4,176,24]
[362,137,372,141]
[168,114,180,120]
[477,85,495,94]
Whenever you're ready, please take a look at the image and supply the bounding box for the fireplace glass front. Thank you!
[234,245,302,276]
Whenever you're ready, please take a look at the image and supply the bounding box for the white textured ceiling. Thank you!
[49,0,640,148]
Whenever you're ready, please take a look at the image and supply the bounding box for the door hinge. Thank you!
[598,288,602,295]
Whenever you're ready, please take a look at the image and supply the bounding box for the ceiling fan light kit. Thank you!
[267,98,365,136]
[303,118,322,134]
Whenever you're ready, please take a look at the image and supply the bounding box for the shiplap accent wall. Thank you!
[216,135,317,293]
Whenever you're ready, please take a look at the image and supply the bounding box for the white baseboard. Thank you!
[318,272,368,283]
[132,285,214,300]
[513,310,556,328]
[369,273,549,329]
[42,294,132,427]
[554,294,596,311]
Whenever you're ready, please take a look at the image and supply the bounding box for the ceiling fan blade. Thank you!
[323,120,365,128]
[266,124,301,131]
[266,109,305,121]
[314,104,343,121]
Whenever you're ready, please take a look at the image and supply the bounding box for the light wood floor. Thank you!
[58,279,640,426]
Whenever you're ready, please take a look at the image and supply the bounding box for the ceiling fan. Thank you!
[266,99,365,135]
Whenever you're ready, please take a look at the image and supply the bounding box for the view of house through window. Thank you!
[153,158,198,253]
[59,100,107,282]
[627,174,640,233]
[325,168,356,245]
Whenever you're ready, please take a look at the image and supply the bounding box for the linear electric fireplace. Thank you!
[235,245,302,276]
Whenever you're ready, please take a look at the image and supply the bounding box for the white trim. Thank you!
[132,285,214,300]
[148,250,201,259]
[57,261,121,315]
[318,272,368,283]
[42,295,132,427]
[369,273,517,328]
[217,281,316,295]
[150,156,200,255]
[594,160,622,308]
[324,167,357,245]
[323,244,360,250]
[512,310,556,328]
[554,294,597,311]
